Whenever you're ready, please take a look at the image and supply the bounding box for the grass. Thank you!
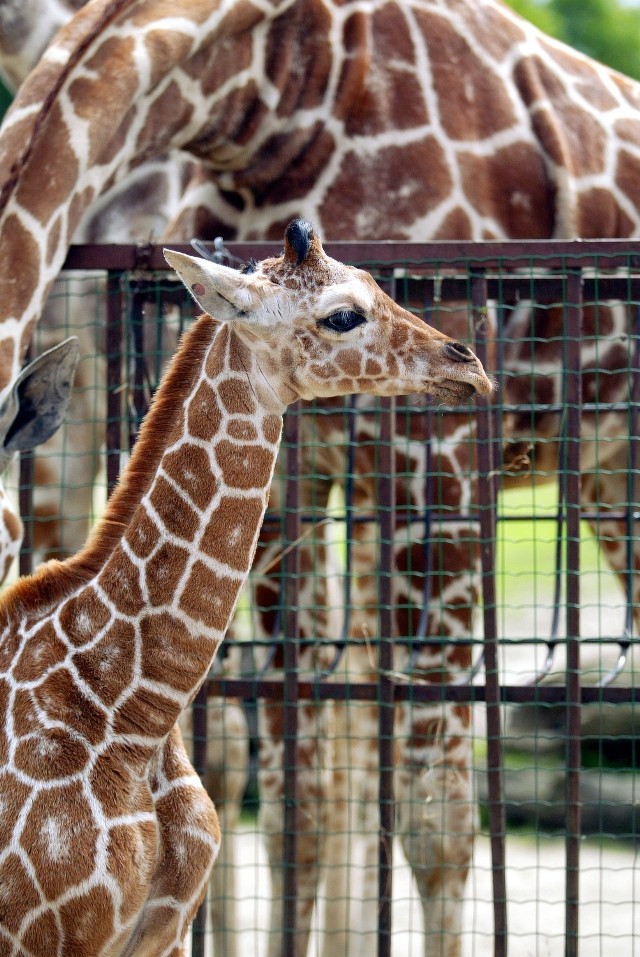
[496,480,619,602]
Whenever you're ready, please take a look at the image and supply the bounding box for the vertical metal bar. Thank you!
[378,393,396,957]
[18,341,35,577]
[283,404,301,957]
[564,271,583,957]
[18,452,35,577]
[473,272,508,957]
[191,679,210,957]
[106,272,124,495]
[376,268,397,957]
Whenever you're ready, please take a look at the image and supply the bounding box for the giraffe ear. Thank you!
[0,337,80,455]
[164,249,263,319]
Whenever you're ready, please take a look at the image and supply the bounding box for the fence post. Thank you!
[191,679,210,957]
[18,345,34,577]
[378,392,396,957]
[106,271,124,496]
[472,271,508,957]
[283,403,301,957]
[376,267,397,957]
[564,269,583,957]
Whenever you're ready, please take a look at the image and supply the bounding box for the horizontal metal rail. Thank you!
[63,238,640,271]
[205,678,640,704]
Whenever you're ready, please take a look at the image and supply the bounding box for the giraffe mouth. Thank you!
[429,380,479,404]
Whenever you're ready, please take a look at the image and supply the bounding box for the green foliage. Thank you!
[503,0,561,35]
[552,0,640,80]
[503,0,640,81]
[0,82,11,120]
[497,482,616,603]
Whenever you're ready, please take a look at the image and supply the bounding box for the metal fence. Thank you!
[15,240,640,957]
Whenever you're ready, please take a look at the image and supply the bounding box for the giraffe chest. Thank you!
[0,734,161,955]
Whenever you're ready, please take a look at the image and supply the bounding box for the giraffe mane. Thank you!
[1,311,216,620]
[0,0,135,219]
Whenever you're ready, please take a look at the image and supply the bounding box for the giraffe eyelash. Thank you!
[318,310,367,333]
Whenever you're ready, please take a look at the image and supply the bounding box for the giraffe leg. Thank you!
[258,690,332,957]
[320,698,376,957]
[340,426,479,957]
[394,701,475,957]
[582,449,640,634]
[333,699,384,957]
[321,512,389,957]
[315,523,477,957]
[392,524,479,957]
[254,469,337,957]
[204,696,249,957]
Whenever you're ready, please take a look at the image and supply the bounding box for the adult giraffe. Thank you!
[0,1,639,955]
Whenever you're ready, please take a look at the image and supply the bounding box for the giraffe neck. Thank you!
[0,0,363,384]
[0,0,261,382]
[3,315,284,749]
[4,0,640,389]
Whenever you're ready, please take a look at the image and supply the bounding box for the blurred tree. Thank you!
[504,0,640,80]
[551,0,640,79]
[504,0,561,34]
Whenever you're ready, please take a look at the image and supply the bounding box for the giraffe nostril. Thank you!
[444,341,475,363]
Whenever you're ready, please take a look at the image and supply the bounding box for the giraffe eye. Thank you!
[319,310,367,333]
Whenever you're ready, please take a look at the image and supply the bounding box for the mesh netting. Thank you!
[12,241,640,957]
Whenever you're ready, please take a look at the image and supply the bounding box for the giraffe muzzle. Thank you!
[436,341,494,401]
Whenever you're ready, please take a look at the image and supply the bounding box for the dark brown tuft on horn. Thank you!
[284,219,315,264]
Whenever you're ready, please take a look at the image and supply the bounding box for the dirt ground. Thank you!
[191,551,640,956]
[191,827,638,957]
[190,590,640,957]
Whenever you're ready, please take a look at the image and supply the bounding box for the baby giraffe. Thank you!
[0,220,492,957]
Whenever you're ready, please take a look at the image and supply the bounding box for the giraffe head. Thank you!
[165,220,493,406]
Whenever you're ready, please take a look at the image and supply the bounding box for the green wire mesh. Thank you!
[11,244,640,957]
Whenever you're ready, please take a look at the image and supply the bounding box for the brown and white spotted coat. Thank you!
[0,7,256,954]
[0,219,491,957]
[0,1,640,955]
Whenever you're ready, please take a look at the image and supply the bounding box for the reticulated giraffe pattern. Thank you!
[1,0,640,955]
[0,219,491,957]
[0,7,252,954]
[0,0,212,565]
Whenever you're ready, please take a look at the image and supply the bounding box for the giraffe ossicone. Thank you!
[0,220,490,957]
